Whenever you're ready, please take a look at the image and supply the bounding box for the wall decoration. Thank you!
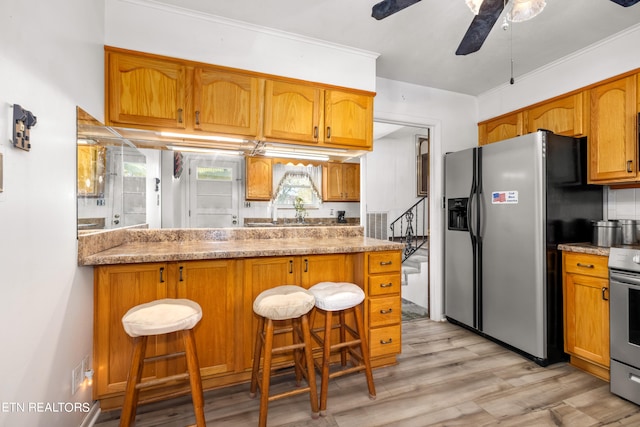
[416,132,430,197]
[12,104,37,151]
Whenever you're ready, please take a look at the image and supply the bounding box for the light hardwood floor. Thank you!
[95,318,640,426]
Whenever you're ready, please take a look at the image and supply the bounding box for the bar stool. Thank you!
[250,285,319,427]
[308,282,376,416]
[120,299,206,427]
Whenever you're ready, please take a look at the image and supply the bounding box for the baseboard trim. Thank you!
[79,401,101,427]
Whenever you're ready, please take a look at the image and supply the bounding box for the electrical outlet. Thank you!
[82,355,90,375]
[72,362,83,395]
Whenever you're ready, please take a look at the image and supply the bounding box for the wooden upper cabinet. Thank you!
[263,80,323,143]
[193,68,261,137]
[245,156,272,201]
[588,75,638,184]
[324,90,373,149]
[322,162,360,202]
[106,51,187,130]
[526,92,587,137]
[478,112,524,145]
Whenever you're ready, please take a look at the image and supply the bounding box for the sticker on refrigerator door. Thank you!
[492,191,518,204]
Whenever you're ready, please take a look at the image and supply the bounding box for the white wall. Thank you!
[478,24,640,120]
[373,77,478,321]
[105,0,378,92]
[0,1,104,426]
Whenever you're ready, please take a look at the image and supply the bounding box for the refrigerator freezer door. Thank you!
[479,133,546,359]
[444,148,476,328]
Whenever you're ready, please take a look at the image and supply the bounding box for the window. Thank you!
[272,163,322,207]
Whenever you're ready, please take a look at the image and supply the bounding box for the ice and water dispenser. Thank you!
[448,198,468,231]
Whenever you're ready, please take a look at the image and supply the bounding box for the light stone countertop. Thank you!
[557,242,610,257]
[78,226,405,266]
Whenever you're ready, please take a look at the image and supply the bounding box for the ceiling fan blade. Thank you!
[372,0,423,20]
[456,0,508,56]
[609,0,640,6]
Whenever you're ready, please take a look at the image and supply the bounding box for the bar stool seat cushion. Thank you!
[253,285,315,320]
[309,282,365,311]
[122,299,203,337]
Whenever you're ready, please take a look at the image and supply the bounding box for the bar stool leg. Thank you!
[300,314,319,418]
[183,330,206,427]
[319,310,333,416]
[258,319,275,427]
[354,305,376,399]
[249,316,265,398]
[119,336,148,427]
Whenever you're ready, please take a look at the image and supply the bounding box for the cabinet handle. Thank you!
[313,126,318,139]
[380,261,393,266]
[576,263,594,269]
[195,110,200,125]
[159,267,165,283]
[304,258,308,273]
[289,259,293,274]
[602,286,609,301]
[628,160,633,173]
[177,108,183,124]
[380,338,393,345]
[179,266,184,282]
[380,308,393,314]
[380,282,393,288]
[326,126,331,139]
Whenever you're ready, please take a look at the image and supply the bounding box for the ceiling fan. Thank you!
[372,0,640,55]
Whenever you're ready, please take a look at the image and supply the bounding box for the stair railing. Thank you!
[389,196,428,262]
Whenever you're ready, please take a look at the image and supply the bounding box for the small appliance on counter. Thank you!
[337,210,347,223]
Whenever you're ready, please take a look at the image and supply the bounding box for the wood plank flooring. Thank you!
[95,318,640,426]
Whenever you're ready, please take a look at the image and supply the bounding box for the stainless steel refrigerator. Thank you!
[444,131,602,366]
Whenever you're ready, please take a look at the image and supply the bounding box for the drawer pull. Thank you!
[380,282,393,288]
[379,261,393,266]
[380,308,393,314]
[159,267,165,283]
[576,263,594,269]
[179,266,184,282]
[602,286,609,301]
[379,338,393,345]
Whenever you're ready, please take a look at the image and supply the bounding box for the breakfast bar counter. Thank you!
[81,226,405,410]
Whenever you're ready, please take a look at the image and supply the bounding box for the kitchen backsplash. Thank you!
[607,187,640,219]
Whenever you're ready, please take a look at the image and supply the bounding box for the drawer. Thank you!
[368,251,401,274]
[368,273,401,296]
[369,296,401,328]
[563,252,608,279]
[369,325,401,358]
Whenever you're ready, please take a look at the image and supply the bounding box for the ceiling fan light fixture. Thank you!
[508,0,546,22]
[465,0,484,15]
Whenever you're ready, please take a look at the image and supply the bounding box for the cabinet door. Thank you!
[245,157,272,201]
[106,51,187,129]
[300,254,348,287]
[342,163,360,201]
[193,68,261,137]
[174,260,237,376]
[263,80,323,143]
[94,263,169,399]
[478,112,524,145]
[322,163,343,201]
[526,92,587,137]
[242,257,298,369]
[589,75,638,183]
[564,273,610,368]
[324,90,373,149]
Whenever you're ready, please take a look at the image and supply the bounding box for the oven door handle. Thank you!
[610,271,640,287]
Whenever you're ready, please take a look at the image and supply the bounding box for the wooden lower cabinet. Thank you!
[94,251,400,409]
[562,252,610,381]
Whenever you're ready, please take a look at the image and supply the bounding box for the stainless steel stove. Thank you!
[608,247,640,405]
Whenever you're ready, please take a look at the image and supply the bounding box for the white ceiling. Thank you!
[152,0,640,96]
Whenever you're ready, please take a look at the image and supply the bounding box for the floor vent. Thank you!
[367,212,388,240]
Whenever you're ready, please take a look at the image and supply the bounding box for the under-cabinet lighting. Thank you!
[263,151,329,161]
[167,145,243,155]
[160,131,248,144]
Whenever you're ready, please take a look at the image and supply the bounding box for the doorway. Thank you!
[367,122,431,317]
